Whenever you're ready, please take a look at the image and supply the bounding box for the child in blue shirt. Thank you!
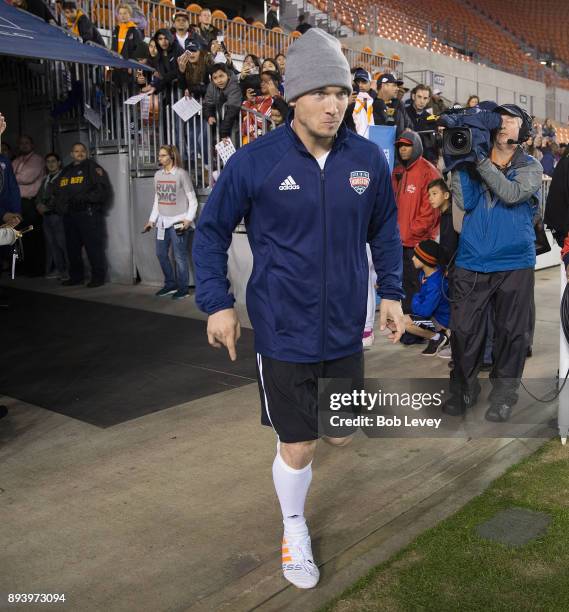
[389,239,450,356]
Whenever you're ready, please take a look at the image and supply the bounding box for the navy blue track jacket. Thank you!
[193,118,404,362]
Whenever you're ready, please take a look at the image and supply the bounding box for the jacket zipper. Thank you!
[320,167,327,357]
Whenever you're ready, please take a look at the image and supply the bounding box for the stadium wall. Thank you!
[549,88,569,125]
[344,35,548,118]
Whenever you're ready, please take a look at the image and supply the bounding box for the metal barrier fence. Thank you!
[122,87,275,191]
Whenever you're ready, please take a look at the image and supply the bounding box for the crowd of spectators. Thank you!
[8,0,294,134]
[48,1,293,147]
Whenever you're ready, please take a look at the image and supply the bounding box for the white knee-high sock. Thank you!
[272,449,312,537]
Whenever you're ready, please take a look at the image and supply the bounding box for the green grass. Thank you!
[321,440,569,612]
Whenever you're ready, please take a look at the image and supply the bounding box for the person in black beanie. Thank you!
[389,239,450,355]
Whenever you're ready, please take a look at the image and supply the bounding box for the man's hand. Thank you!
[182,219,192,230]
[208,117,217,126]
[142,221,155,233]
[378,299,405,344]
[245,88,256,102]
[0,113,6,136]
[2,212,22,227]
[207,308,241,361]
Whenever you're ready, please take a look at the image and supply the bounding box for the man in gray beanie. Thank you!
[193,27,405,589]
[284,28,352,103]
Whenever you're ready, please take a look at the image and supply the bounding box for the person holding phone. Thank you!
[239,54,262,98]
[178,42,209,98]
[207,38,238,75]
[242,71,281,144]
[143,145,198,300]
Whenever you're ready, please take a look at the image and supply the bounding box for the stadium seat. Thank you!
[211,9,227,20]
[185,3,202,13]
[472,0,569,68]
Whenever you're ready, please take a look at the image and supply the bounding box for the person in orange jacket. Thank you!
[392,129,441,312]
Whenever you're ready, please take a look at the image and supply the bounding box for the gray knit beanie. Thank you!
[284,28,352,102]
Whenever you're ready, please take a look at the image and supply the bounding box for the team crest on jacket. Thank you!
[349,171,370,195]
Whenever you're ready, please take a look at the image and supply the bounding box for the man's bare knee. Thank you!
[280,440,317,469]
[322,435,354,447]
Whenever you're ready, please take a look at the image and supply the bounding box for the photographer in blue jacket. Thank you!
[193,29,404,590]
[444,104,542,422]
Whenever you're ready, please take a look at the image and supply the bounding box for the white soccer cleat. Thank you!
[281,534,320,589]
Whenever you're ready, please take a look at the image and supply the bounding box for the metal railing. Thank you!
[122,87,276,191]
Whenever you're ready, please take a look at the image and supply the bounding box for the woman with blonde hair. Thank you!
[143,145,198,300]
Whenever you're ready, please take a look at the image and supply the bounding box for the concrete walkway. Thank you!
[0,268,562,611]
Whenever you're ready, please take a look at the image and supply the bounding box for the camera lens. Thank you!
[451,131,468,149]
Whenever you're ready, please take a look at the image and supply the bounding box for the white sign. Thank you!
[172,96,202,122]
[215,139,236,165]
[124,92,149,105]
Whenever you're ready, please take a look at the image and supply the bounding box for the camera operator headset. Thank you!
[440,103,542,423]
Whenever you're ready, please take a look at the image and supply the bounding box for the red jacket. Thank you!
[391,130,441,247]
